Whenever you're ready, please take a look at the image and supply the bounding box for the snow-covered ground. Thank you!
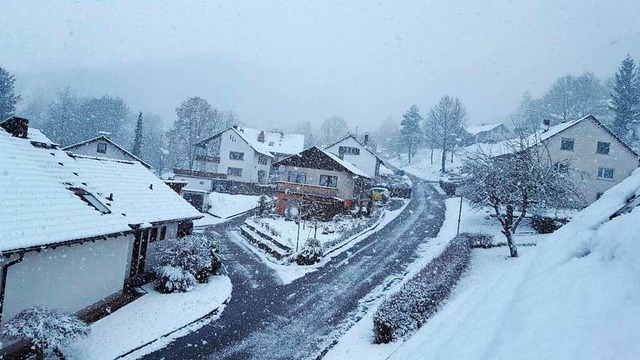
[324,197,541,359]
[388,146,484,181]
[193,192,266,227]
[232,199,410,285]
[66,275,232,360]
[330,169,640,360]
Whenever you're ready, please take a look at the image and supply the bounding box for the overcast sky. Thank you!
[2,0,640,131]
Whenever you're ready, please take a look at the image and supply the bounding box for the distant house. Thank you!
[325,134,384,178]
[465,123,511,143]
[0,117,201,352]
[63,135,152,168]
[272,146,372,219]
[486,115,639,205]
[173,126,304,192]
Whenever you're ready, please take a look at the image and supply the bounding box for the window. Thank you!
[288,171,306,184]
[597,167,614,180]
[68,188,111,214]
[339,146,360,156]
[596,141,610,155]
[159,226,167,241]
[97,142,107,153]
[227,167,243,176]
[258,154,269,165]
[229,151,244,160]
[555,163,569,174]
[149,227,159,243]
[560,138,574,151]
[268,141,274,146]
[596,192,604,200]
[319,175,338,187]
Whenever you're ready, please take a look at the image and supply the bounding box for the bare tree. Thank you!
[425,96,467,172]
[460,139,582,257]
[318,116,350,146]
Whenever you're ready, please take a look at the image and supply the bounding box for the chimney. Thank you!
[0,116,29,138]
[233,124,238,130]
[258,130,265,143]
[363,133,369,146]
[542,119,551,132]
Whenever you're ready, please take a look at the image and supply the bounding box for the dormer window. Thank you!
[68,187,111,214]
[97,142,107,153]
[269,142,274,146]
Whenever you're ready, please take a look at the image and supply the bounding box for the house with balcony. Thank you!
[173,126,304,194]
[325,134,384,178]
[272,146,372,219]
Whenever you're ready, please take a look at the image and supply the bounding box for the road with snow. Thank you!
[143,180,445,360]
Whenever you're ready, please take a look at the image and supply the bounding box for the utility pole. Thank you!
[456,195,463,235]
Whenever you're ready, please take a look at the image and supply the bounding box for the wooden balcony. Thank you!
[276,181,339,198]
[194,154,220,163]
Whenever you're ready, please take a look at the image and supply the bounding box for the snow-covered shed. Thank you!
[0,117,201,350]
[63,135,152,169]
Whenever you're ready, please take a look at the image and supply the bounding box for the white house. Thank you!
[0,117,201,352]
[325,134,384,178]
[465,123,511,143]
[63,135,152,168]
[174,126,304,191]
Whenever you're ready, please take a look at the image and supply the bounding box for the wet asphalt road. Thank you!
[143,180,445,360]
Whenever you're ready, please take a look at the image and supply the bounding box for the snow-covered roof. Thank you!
[320,148,372,179]
[0,128,201,253]
[235,127,304,156]
[325,134,384,162]
[465,123,505,135]
[63,135,152,168]
[28,128,58,147]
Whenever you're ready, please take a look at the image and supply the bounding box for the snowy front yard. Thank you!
[194,192,267,228]
[65,275,232,360]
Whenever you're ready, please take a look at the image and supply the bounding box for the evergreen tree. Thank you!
[0,67,21,120]
[400,105,423,163]
[610,55,639,140]
[132,111,143,156]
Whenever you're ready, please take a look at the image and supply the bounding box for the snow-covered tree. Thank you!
[460,140,582,257]
[318,116,350,146]
[295,120,317,148]
[0,67,20,120]
[610,55,639,142]
[425,96,467,172]
[1,307,89,360]
[131,111,143,156]
[374,117,400,156]
[154,233,222,292]
[43,87,81,146]
[167,97,235,168]
[400,105,423,163]
[256,195,271,218]
[512,91,545,134]
[540,73,608,124]
[295,238,323,265]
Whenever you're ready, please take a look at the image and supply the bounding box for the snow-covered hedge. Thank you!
[1,307,89,359]
[373,233,473,343]
[467,233,495,248]
[295,238,324,265]
[154,233,222,293]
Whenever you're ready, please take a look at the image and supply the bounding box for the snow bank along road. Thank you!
[143,179,445,360]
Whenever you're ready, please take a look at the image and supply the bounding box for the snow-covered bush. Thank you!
[256,195,271,217]
[154,233,222,292]
[295,238,324,265]
[1,307,89,359]
[467,232,495,248]
[373,233,472,343]
[155,265,197,293]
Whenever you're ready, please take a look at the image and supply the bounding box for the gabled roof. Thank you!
[196,126,304,158]
[273,146,371,179]
[0,127,201,254]
[63,135,152,168]
[325,134,384,162]
[466,123,507,135]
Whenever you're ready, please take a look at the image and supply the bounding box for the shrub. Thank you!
[154,233,222,292]
[467,232,495,248]
[438,177,457,196]
[295,238,324,265]
[531,215,569,234]
[1,307,89,359]
[155,265,197,293]
[373,233,472,343]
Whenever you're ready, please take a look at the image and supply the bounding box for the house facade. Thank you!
[536,115,638,203]
[0,117,201,352]
[174,126,304,192]
[272,147,372,219]
[63,135,152,168]
[325,134,384,178]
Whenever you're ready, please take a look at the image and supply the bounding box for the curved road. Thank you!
[144,180,445,360]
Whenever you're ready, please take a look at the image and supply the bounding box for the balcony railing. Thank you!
[194,154,220,163]
[173,168,227,179]
[276,181,339,197]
